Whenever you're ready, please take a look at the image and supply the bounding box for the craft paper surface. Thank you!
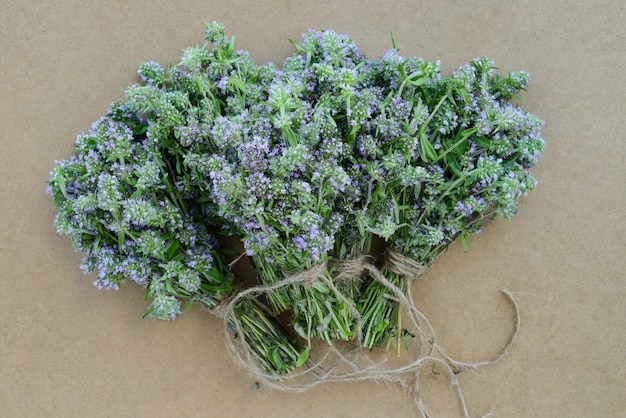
[1,1,624,416]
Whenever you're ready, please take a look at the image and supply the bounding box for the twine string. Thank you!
[214,253,520,418]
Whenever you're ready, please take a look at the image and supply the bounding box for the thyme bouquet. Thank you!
[47,22,544,382]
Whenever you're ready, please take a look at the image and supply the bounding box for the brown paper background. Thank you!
[2,1,624,416]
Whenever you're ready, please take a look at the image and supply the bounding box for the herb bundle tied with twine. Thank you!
[47,22,544,417]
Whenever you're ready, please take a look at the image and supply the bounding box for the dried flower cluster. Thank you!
[47,22,544,375]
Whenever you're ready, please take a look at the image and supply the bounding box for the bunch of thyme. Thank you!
[46,103,233,320]
[48,22,545,375]
[352,54,544,350]
[180,28,366,364]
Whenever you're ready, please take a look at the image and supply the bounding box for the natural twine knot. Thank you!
[385,248,428,279]
[330,255,373,281]
[282,259,330,285]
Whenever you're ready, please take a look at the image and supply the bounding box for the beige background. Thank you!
[1,1,625,416]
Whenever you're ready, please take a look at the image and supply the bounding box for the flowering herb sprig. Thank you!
[47,22,545,376]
